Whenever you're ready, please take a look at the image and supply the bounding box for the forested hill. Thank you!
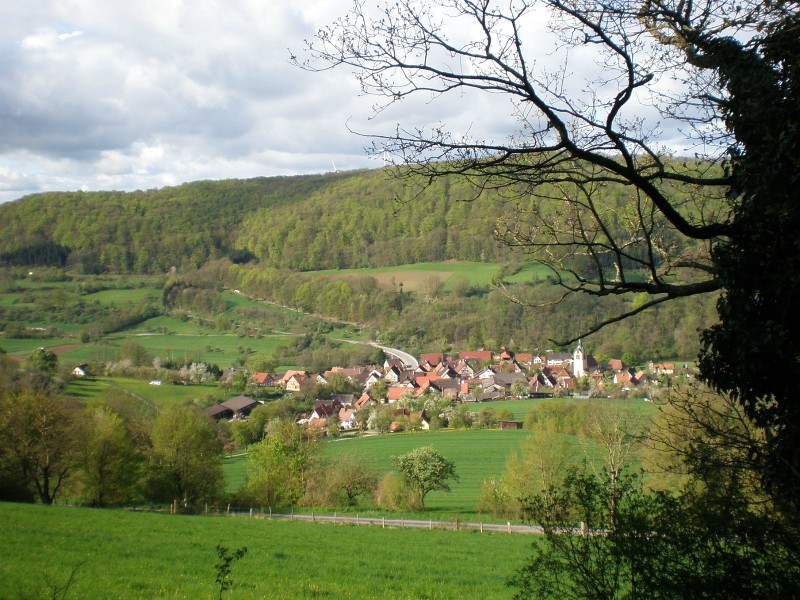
[0,162,710,275]
[0,169,521,274]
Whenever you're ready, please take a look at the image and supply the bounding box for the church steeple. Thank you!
[573,339,587,378]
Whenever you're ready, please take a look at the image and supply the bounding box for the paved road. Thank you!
[370,343,419,370]
[227,510,542,534]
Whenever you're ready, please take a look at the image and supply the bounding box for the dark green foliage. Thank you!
[28,347,58,374]
[698,9,800,507]
[0,390,80,504]
[0,241,70,267]
[145,404,224,507]
[0,166,713,276]
[510,464,800,600]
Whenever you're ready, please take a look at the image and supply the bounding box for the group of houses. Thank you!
[204,342,685,431]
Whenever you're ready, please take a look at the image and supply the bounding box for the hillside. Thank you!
[0,164,710,275]
[0,169,513,273]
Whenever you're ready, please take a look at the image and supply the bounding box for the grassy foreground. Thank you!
[0,502,533,599]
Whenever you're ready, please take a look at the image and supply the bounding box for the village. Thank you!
[202,342,689,433]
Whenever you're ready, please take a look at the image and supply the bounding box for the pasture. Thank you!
[224,398,659,519]
[67,377,225,410]
[309,261,550,292]
[0,502,534,599]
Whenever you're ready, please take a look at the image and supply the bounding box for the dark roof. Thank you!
[205,404,233,418]
[222,395,259,412]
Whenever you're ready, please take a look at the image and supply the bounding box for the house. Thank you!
[338,408,358,430]
[419,352,445,367]
[613,369,644,388]
[383,358,407,373]
[459,350,492,364]
[361,370,384,389]
[222,395,260,419]
[283,371,309,392]
[475,365,498,380]
[590,370,605,388]
[499,420,524,430]
[516,353,534,368]
[250,372,276,387]
[355,393,374,410]
[309,401,339,422]
[607,359,626,372]
[332,393,356,407]
[453,360,475,379]
[546,353,573,367]
[71,364,91,377]
[650,362,676,376]
[384,365,404,384]
[279,370,308,388]
[499,347,515,362]
[387,386,411,403]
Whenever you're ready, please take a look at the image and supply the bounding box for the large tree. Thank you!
[301,0,800,502]
[0,390,80,504]
[146,404,223,507]
[391,446,458,509]
[80,405,141,506]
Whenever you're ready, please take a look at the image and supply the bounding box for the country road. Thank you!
[369,343,419,370]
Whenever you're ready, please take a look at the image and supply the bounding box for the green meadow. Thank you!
[67,377,225,409]
[224,398,658,518]
[222,429,531,516]
[309,261,550,291]
[0,502,534,599]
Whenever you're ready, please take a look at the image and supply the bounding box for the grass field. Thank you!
[67,377,226,410]
[0,502,534,599]
[223,429,530,517]
[309,261,551,292]
[224,398,659,519]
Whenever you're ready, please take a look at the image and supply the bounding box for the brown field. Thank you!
[349,270,454,292]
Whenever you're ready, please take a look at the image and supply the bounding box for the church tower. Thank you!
[573,340,587,379]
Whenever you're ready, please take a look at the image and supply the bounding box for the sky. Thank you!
[0,1,695,204]
[0,1,392,202]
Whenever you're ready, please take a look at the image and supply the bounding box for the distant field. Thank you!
[112,331,294,368]
[67,377,226,410]
[309,261,550,292]
[82,286,161,305]
[226,429,530,518]
[0,338,75,354]
[485,396,658,421]
[0,502,533,599]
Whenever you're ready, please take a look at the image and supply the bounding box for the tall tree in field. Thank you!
[0,390,79,504]
[243,419,318,509]
[146,404,223,507]
[301,0,800,506]
[80,405,141,506]
[391,446,458,509]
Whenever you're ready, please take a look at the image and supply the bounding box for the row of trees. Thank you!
[0,353,461,512]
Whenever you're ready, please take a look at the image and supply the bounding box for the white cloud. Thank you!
[0,0,703,204]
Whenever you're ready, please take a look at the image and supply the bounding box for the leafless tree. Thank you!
[296,0,789,342]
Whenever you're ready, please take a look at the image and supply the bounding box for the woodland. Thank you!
[0,167,717,360]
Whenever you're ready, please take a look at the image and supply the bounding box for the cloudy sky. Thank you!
[0,1,397,202]
[0,1,697,204]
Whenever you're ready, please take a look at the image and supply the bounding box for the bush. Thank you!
[373,472,415,511]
